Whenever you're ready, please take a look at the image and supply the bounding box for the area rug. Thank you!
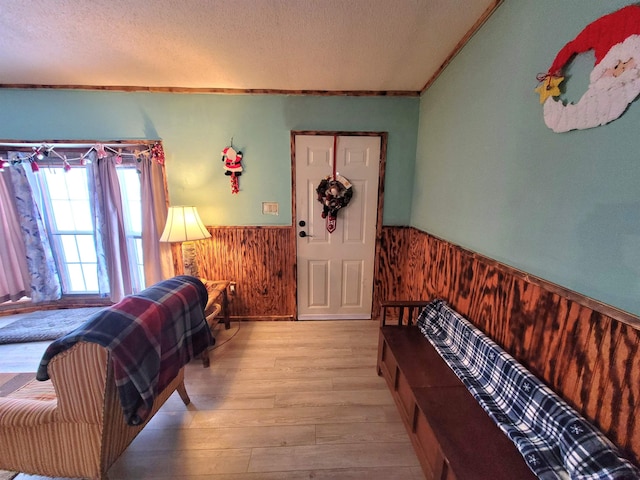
[0,470,17,480]
[0,307,104,345]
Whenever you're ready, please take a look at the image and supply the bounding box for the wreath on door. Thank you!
[316,174,353,232]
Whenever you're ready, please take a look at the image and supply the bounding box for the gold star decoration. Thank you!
[535,75,564,103]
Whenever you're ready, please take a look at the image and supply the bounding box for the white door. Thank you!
[295,134,381,320]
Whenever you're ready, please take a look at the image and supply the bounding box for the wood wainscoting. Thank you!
[376,226,640,466]
[194,226,297,320]
[189,224,639,463]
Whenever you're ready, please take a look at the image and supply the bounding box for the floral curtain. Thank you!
[1,159,61,303]
[0,169,31,302]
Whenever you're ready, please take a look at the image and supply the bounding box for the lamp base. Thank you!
[181,241,200,277]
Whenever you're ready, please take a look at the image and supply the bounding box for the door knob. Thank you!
[299,231,311,238]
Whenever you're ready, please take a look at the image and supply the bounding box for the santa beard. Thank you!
[543,35,640,133]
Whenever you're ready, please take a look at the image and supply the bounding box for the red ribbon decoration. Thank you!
[326,136,338,233]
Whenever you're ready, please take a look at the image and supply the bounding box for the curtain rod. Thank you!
[0,139,160,152]
[0,140,166,168]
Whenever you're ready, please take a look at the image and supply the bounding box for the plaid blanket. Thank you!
[37,275,213,425]
[417,299,639,480]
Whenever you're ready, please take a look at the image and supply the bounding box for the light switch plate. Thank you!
[262,202,279,215]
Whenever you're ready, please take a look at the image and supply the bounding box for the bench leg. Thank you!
[176,381,191,405]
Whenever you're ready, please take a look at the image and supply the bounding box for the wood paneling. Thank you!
[373,227,412,318]
[195,226,296,320]
[186,222,640,462]
[375,226,640,466]
[8,217,633,463]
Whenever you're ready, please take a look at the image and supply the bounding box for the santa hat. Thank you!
[546,5,640,77]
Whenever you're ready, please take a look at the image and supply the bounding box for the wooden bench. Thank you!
[378,299,640,479]
[378,301,536,480]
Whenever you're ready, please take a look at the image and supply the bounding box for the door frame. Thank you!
[290,130,388,320]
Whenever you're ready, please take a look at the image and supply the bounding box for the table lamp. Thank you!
[160,206,211,277]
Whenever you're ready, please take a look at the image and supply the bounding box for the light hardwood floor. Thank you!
[0,319,423,480]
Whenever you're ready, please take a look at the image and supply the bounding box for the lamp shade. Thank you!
[160,206,211,243]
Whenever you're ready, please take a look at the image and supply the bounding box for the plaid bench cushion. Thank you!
[417,299,639,480]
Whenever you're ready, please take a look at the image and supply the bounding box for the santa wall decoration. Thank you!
[221,144,243,194]
[535,5,640,133]
[316,136,353,233]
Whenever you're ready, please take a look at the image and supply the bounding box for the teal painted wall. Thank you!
[3,1,638,317]
[413,0,640,316]
[0,90,418,226]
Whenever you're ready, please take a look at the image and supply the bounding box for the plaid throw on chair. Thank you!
[417,299,639,480]
[37,275,213,425]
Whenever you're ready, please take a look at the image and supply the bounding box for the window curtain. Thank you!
[140,156,174,284]
[0,160,61,303]
[1,143,170,305]
[91,149,171,301]
[89,152,133,303]
[0,169,31,302]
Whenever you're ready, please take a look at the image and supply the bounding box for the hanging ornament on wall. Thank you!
[315,136,353,233]
[221,143,243,194]
[535,5,640,133]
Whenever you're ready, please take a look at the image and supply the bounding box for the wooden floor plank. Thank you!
[127,425,317,451]
[247,443,420,472]
[110,448,253,477]
[192,405,397,429]
[274,389,394,407]
[316,422,410,444]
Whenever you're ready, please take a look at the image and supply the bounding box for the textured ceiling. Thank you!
[0,0,499,93]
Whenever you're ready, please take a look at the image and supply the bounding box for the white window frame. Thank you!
[33,161,145,295]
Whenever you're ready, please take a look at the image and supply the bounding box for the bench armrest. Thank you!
[380,300,431,326]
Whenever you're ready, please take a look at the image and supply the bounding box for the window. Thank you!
[116,167,145,292]
[38,167,98,293]
[33,163,145,295]
[1,141,167,304]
